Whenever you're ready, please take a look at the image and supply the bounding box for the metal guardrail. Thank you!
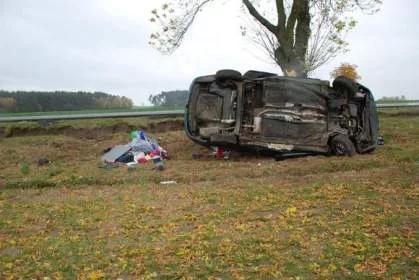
[376,102,419,108]
[0,103,417,123]
[0,110,185,123]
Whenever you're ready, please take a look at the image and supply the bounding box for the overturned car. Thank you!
[185,70,380,156]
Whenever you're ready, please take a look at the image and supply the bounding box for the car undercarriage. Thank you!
[185,70,379,156]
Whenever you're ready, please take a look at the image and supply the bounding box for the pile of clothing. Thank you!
[101,130,168,170]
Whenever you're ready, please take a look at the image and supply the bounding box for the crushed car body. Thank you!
[185,70,380,156]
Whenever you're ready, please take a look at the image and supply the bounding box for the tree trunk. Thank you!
[282,58,307,78]
[242,0,310,78]
[274,47,307,78]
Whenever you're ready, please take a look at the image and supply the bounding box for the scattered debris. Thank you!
[101,145,131,163]
[101,130,168,170]
[160,181,177,185]
[378,136,385,145]
[37,158,50,166]
[213,147,231,160]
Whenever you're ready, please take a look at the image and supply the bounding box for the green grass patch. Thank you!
[0,114,418,278]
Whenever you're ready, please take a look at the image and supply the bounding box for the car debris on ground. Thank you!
[160,181,177,185]
[101,130,168,170]
[37,158,50,166]
[213,147,230,160]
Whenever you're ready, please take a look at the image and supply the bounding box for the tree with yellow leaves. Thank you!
[331,63,361,81]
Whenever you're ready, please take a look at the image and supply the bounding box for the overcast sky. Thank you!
[1,0,418,105]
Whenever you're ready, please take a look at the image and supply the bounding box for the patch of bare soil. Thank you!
[147,119,185,133]
[2,119,184,139]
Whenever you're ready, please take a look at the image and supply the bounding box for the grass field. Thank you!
[0,113,418,279]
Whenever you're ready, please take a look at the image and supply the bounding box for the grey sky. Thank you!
[1,0,418,105]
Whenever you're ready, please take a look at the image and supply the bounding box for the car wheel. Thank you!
[215,69,242,81]
[332,76,358,95]
[243,70,277,80]
[330,134,356,156]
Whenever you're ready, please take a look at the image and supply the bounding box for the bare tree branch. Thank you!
[150,0,382,76]
[276,0,286,30]
[242,0,278,34]
[294,0,310,59]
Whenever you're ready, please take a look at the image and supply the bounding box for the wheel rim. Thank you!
[335,143,346,155]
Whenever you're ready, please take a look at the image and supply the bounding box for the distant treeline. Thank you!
[0,90,133,113]
[377,95,408,102]
[148,90,189,107]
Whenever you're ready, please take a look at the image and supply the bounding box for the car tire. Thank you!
[330,134,356,156]
[332,76,358,95]
[243,70,277,80]
[215,69,242,81]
